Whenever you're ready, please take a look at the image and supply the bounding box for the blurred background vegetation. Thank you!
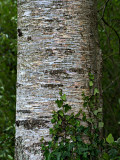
[0,0,119,159]
[98,0,120,139]
[0,0,17,159]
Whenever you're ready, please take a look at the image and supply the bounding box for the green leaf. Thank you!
[98,108,102,112]
[0,95,3,99]
[82,112,86,121]
[83,102,88,107]
[57,152,61,160]
[87,118,93,123]
[55,99,63,108]
[53,114,58,121]
[89,81,93,87]
[116,138,120,143]
[65,115,70,120]
[106,134,114,144]
[61,94,66,101]
[54,124,59,128]
[58,110,64,117]
[102,152,109,160]
[53,152,61,160]
[49,128,54,134]
[76,120,80,126]
[93,108,102,116]
[58,119,62,125]
[94,88,99,95]
[51,118,56,124]
[99,122,104,128]
[93,110,98,116]
[59,89,62,96]
[8,155,13,160]
[75,110,82,118]
[64,104,71,113]
[71,136,76,141]
[89,73,94,80]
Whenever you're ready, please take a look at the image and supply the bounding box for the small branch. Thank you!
[101,17,120,55]
[100,0,110,20]
[103,76,120,93]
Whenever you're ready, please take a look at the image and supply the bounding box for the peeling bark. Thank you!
[16,0,102,159]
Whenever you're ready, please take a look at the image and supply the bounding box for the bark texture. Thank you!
[16,0,102,159]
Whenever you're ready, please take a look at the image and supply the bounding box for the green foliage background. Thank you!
[0,0,17,159]
[98,0,120,139]
[0,0,119,159]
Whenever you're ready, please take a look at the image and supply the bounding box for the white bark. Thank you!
[16,0,102,159]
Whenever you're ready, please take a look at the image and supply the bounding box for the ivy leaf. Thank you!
[98,108,102,112]
[75,110,82,118]
[71,136,76,141]
[94,108,102,116]
[53,152,61,160]
[89,81,93,87]
[94,88,99,95]
[58,110,64,117]
[55,99,63,108]
[89,73,94,80]
[93,110,98,116]
[58,119,62,125]
[56,152,61,160]
[87,118,92,123]
[63,104,71,113]
[106,134,114,144]
[82,112,86,121]
[99,122,104,128]
[51,118,56,124]
[54,124,59,129]
[65,115,70,120]
[76,120,80,126]
[59,89,62,96]
[49,128,54,134]
[61,94,66,101]
[53,114,58,121]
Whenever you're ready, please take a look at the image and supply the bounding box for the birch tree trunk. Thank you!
[16,0,102,159]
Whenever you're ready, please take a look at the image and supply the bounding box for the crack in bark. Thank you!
[18,29,23,37]
[69,68,84,74]
[49,69,67,75]
[15,137,30,160]
[17,110,32,113]
[16,119,50,129]
[16,83,23,88]
[41,83,63,88]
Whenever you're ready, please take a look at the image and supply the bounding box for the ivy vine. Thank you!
[41,74,120,160]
